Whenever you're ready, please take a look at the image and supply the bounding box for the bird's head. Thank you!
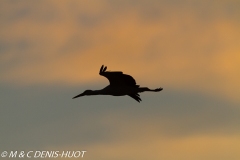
[72,90,93,99]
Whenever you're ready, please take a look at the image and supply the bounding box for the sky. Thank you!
[1,0,240,160]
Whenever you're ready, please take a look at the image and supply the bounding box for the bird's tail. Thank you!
[128,93,142,103]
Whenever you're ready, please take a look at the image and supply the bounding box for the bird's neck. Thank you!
[89,90,103,95]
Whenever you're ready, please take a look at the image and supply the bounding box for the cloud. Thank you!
[45,134,240,160]
[1,2,240,160]
[1,83,240,159]
[0,1,240,94]
[77,135,240,160]
[42,105,240,160]
[1,0,240,105]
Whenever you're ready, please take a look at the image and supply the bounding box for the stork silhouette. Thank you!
[72,65,163,102]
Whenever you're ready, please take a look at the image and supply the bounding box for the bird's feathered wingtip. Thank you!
[100,65,107,74]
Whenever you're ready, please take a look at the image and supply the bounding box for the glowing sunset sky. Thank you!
[1,0,240,160]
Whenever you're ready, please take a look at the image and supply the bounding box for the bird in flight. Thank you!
[73,65,163,102]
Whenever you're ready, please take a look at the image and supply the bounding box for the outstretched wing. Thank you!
[128,93,142,102]
[99,65,137,86]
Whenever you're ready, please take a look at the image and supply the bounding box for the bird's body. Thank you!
[73,65,163,102]
[98,85,139,96]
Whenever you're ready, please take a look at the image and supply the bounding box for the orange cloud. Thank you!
[81,135,240,160]
[45,116,240,160]
[43,107,240,160]
[1,0,240,103]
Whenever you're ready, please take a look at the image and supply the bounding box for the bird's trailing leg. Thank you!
[138,87,163,93]
[153,88,163,92]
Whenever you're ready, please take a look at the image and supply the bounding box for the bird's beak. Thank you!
[72,93,85,99]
